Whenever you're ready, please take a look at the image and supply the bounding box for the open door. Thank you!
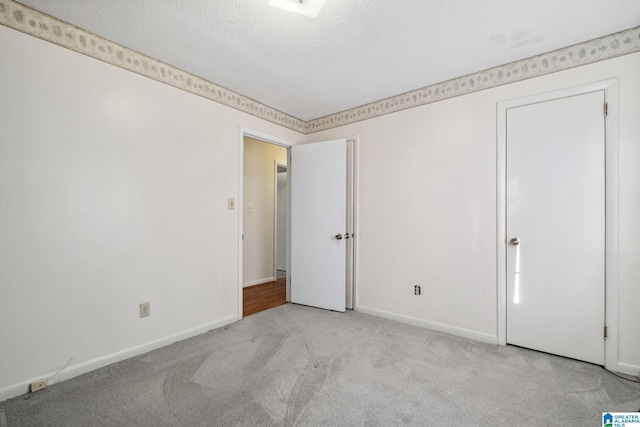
[290,139,347,312]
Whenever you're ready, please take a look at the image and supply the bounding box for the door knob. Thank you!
[335,234,343,240]
[344,233,350,239]
[509,237,520,246]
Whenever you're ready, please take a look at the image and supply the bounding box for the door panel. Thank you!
[506,91,605,364]
[291,139,347,312]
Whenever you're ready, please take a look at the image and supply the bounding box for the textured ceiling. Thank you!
[15,0,640,121]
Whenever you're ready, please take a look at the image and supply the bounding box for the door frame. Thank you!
[274,162,287,281]
[238,127,293,319]
[238,129,360,318]
[345,137,358,310]
[496,79,619,372]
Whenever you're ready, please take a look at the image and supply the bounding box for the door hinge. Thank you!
[604,325,608,339]
[603,102,608,116]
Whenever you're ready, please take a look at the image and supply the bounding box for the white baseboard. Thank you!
[356,305,498,345]
[617,362,640,378]
[0,315,238,402]
[243,277,276,287]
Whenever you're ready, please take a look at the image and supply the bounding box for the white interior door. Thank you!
[291,139,347,312]
[506,91,605,365]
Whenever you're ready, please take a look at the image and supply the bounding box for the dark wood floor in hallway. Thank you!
[243,277,286,316]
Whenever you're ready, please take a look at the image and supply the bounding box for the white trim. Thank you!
[274,162,287,281]
[273,160,278,281]
[238,127,294,319]
[345,139,354,310]
[286,148,292,303]
[243,277,276,287]
[345,136,359,310]
[496,79,619,372]
[351,136,360,311]
[603,80,620,376]
[0,315,237,402]
[357,305,498,345]
[617,362,640,378]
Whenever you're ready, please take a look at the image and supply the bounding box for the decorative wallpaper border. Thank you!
[0,0,307,133]
[306,26,640,133]
[1,0,638,134]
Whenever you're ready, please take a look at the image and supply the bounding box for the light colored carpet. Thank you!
[2,304,639,426]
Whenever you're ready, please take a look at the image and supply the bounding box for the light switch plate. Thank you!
[228,198,235,210]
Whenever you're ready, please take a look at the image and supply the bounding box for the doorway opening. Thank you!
[240,131,292,317]
[238,129,358,319]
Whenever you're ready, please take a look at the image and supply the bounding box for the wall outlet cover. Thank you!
[140,302,150,318]
[30,379,47,393]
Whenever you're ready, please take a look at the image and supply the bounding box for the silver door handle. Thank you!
[344,233,350,239]
[509,237,520,246]
[335,234,343,240]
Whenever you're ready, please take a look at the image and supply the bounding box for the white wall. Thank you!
[242,137,287,286]
[307,52,640,373]
[0,25,303,400]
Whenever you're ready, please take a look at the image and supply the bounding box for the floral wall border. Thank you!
[1,0,638,135]
[306,26,640,133]
[0,0,307,134]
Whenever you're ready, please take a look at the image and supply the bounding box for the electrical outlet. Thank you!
[30,379,47,393]
[414,285,421,296]
[247,203,253,213]
[228,198,235,210]
[140,302,150,318]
